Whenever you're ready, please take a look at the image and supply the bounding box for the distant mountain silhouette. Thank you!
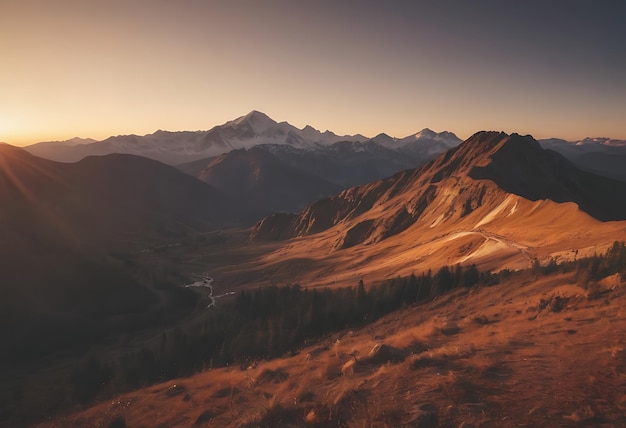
[539,137,626,182]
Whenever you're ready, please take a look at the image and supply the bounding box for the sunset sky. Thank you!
[2,0,625,145]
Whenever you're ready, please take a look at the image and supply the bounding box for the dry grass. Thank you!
[232,177,626,292]
[35,270,626,427]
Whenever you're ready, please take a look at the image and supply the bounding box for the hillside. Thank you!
[36,265,626,427]
[0,143,236,247]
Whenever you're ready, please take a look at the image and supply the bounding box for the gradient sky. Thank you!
[2,0,625,145]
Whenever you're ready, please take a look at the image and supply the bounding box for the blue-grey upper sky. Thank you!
[1,0,625,144]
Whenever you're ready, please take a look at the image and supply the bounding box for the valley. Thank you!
[2,123,626,427]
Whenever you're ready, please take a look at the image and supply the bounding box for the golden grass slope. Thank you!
[241,179,626,290]
[38,270,626,427]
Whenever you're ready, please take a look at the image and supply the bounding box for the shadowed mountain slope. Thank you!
[568,151,626,182]
[0,144,237,249]
[539,137,626,182]
[469,133,626,221]
[177,140,444,217]
[0,144,240,360]
[264,140,420,188]
[178,146,342,215]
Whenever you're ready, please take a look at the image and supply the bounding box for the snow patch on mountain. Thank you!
[575,137,626,147]
[474,195,518,228]
[374,128,462,150]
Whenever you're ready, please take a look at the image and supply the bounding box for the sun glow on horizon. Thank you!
[1,2,624,146]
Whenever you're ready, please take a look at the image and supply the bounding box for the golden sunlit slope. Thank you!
[246,132,626,288]
[38,269,626,427]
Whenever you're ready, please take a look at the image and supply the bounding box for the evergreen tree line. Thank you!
[525,241,626,285]
[76,263,485,400]
[572,241,626,287]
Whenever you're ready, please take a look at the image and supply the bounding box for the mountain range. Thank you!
[4,121,626,321]
[23,112,467,215]
[539,137,626,181]
[23,110,626,187]
[24,110,462,165]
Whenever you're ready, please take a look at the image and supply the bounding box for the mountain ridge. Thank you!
[248,131,626,285]
[22,111,462,165]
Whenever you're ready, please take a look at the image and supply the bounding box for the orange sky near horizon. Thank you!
[2,1,625,146]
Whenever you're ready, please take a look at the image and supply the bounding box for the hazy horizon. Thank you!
[2,0,625,145]
[5,110,626,148]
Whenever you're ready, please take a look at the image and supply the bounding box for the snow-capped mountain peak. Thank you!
[225,110,278,133]
[413,128,437,139]
[411,128,459,143]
